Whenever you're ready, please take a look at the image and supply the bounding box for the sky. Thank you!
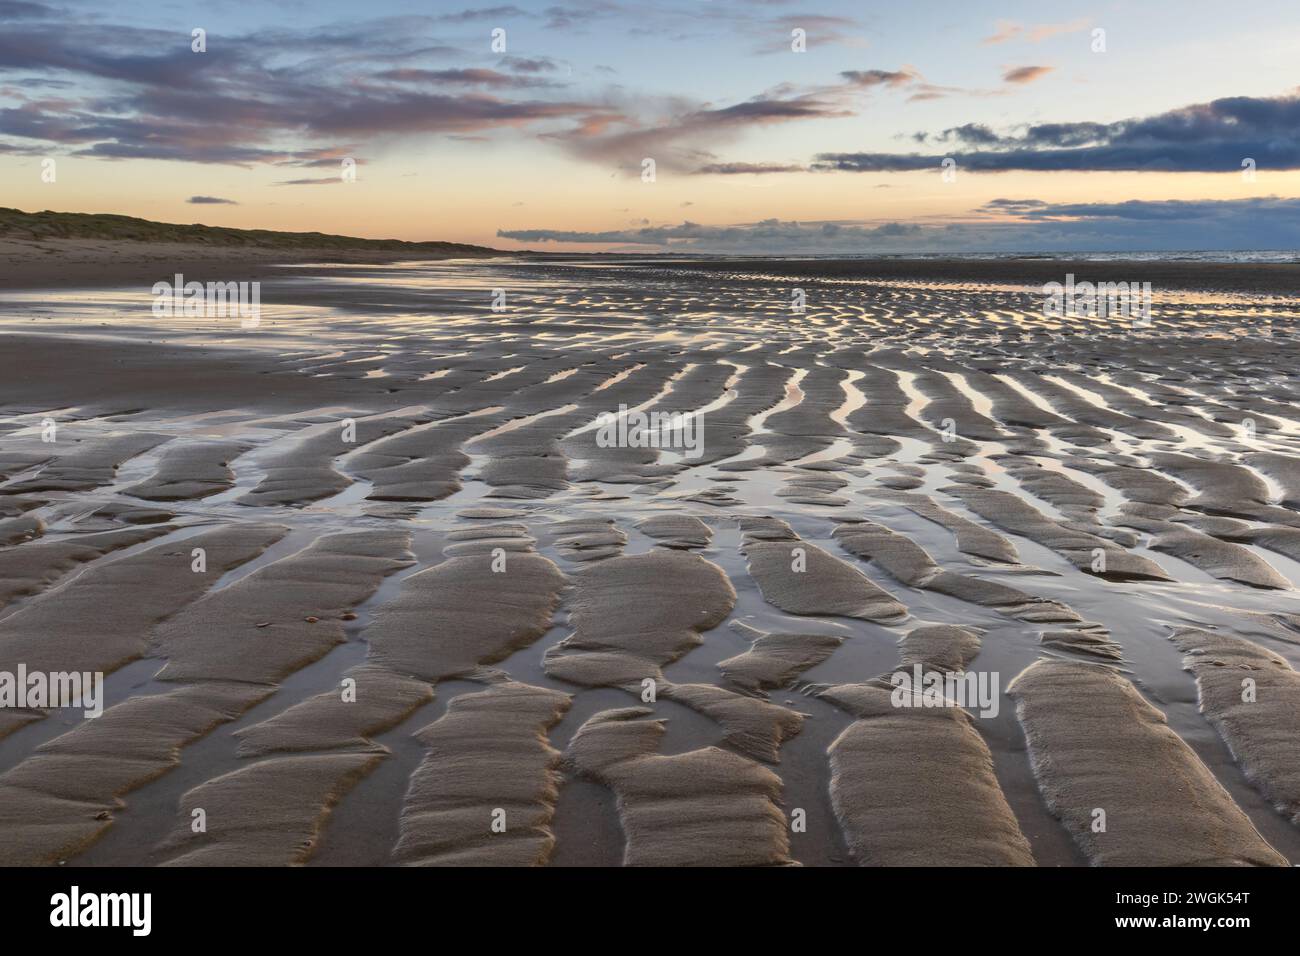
[2,0,1299,253]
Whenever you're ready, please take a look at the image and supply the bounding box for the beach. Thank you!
[0,248,1298,867]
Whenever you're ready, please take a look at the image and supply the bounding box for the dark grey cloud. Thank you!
[498,218,924,252]
[980,198,1050,214]
[0,5,911,177]
[840,69,916,88]
[186,195,236,204]
[535,2,864,53]
[373,67,559,89]
[436,6,532,22]
[0,0,52,20]
[541,2,622,32]
[305,92,610,138]
[926,123,1002,146]
[982,195,1300,224]
[0,9,612,165]
[499,56,561,73]
[705,98,845,124]
[694,161,805,174]
[814,92,1300,172]
[0,76,72,89]
[973,195,1300,250]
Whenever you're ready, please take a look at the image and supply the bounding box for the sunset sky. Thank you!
[2,0,1299,253]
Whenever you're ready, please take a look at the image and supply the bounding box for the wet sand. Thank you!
[1,250,1299,866]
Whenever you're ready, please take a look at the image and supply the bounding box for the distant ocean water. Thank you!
[893,250,1300,264]
[747,251,1300,264]
[587,250,1300,265]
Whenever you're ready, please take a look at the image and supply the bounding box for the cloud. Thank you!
[982,18,1090,44]
[971,195,1300,249]
[539,3,867,53]
[982,20,1022,45]
[549,89,852,173]
[499,56,560,73]
[273,177,341,186]
[840,69,917,89]
[812,91,1300,172]
[1002,65,1053,84]
[926,123,1003,145]
[837,66,963,102]
[498,197,1300,254]
[981,195,1300,223]
[906,85,964,102]
[498,218,925,253]
[186,195,236,204]
[0,1,49,20]
[693,161,805,174]
[435,6,532,23]
[979,198,1050,215]
[755,15,865,54]
[302,92,613,139]
[541,4,611,31]
[0,10,615,165]
[373,68,559,89]
[0,4,964,178]
[275,147,362,169]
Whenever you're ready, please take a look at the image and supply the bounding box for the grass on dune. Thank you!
[0,207,499,255]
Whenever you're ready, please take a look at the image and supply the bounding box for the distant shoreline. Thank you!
[0,206,503,291]
[649,256,1300,295]
[3,236,1300,296]
[0,237,508,292]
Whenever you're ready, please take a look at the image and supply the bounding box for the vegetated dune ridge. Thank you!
[0,206,501,291]
[0,250,1298,867]
[0,206,495,254]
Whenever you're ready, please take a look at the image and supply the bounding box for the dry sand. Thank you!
[0,245,1298,866]
[0,237,493,292]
